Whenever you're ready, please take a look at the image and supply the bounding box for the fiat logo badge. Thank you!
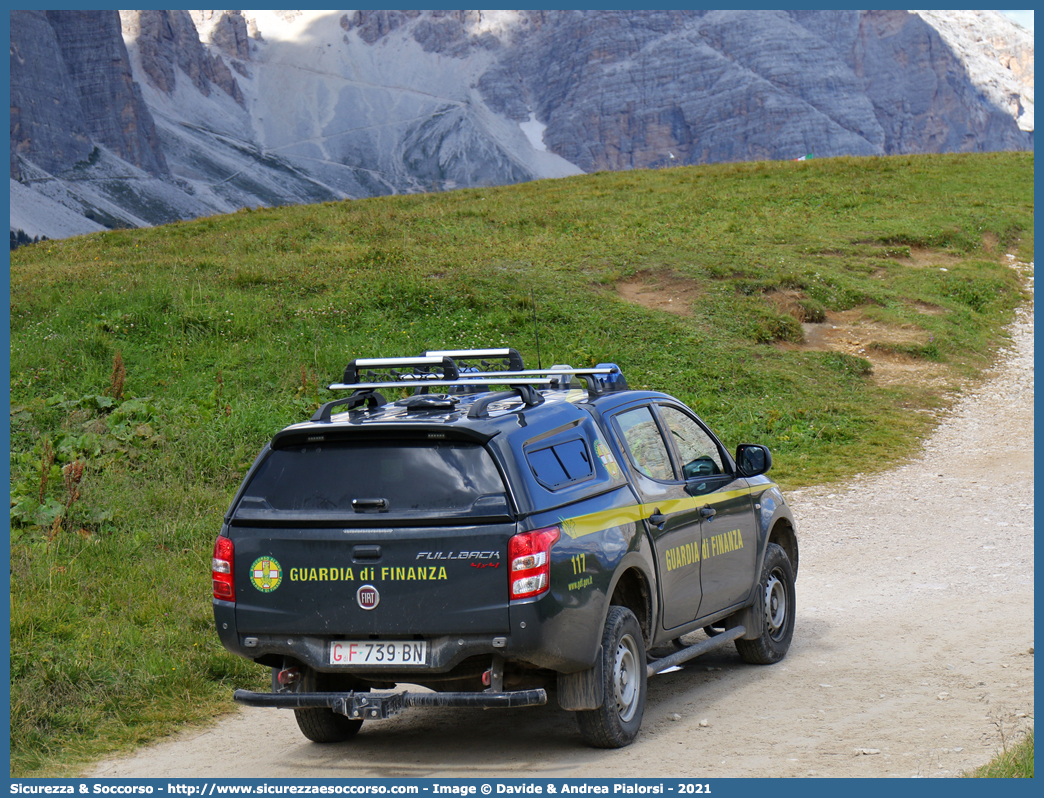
[356,584,380,610]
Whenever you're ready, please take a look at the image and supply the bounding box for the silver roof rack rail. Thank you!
[423,348,525,372]
[340,356,459,386]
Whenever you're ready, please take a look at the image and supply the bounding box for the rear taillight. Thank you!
[509,526,560,600]
[212,535,235,602]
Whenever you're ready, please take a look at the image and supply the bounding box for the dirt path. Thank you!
[91,288,1034,780]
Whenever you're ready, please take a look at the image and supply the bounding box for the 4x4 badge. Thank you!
[250,557,282,593]
[357,584,380,610]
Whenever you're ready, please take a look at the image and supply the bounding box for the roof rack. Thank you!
[314,348,629,422]
[329,366,625,394]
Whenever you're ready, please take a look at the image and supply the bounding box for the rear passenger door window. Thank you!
[615,406,675,481]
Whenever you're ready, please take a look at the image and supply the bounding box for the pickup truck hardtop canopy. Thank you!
[259,348,640,520]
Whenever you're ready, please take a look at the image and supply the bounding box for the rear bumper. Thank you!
[234,688,547,719]
[215,593,601,674]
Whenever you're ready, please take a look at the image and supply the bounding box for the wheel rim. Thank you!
[764,569,788,641]
[613,632,641,723]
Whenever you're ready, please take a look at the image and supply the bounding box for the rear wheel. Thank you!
[735,543,796,665]
[293,667,365,743]
[575,606,647,748]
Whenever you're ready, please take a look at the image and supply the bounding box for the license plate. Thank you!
[329,640,427,666]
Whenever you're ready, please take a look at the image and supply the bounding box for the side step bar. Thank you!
[234,688,547,720]
[646,626,746,678]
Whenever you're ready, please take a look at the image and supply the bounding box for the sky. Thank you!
[1000,9,1034,31]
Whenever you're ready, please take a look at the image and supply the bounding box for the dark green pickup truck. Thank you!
[213,348,798,748]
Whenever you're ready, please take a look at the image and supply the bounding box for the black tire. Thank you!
[293,667,365,744]
[575,606,647,748]
[735,542,796,665]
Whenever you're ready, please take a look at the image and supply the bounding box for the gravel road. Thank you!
[91,279,1034,779]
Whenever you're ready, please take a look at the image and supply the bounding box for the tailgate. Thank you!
[231,523,514,636]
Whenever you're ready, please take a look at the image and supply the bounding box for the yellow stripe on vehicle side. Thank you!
[638,498,697,519]
[691,487,754,507]
[558,498,692,540]
[559,505,645,540]
[556,483,777,540]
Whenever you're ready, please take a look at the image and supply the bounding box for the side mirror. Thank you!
[736,444,772,477]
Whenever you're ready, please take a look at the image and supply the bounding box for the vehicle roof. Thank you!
[266,386,681,519]
[272,386,674,448]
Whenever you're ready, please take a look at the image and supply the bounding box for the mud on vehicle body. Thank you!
[213,348,798,748]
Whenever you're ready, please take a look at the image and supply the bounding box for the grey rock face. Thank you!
[910,10,1033,134]
[190,10,251,61]
[401,105,532,189]
[354,9,1031,171]
[849,10,1028,154]
[410,10,502,56]
[347,10,422,45]
[44,10,168,176]
[9,10,93,179]
[469,9,1032,170]
[10,10,166,178]
[121,10,244,107]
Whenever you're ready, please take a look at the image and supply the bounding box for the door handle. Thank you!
[352,498,388,512]
[352,545,382,561]
[699,507,716,520]
[648,510,667,530]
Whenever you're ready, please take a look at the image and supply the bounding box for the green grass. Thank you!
[968,732,1034,778]
[8,152,1034,776]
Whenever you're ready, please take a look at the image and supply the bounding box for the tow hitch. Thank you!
[337,692,404,720]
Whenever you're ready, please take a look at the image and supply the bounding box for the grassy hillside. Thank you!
[8,152,1033,775]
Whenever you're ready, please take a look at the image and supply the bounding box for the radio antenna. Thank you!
[531,288,543,369]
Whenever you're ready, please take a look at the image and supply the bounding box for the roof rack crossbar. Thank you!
[311,390,387,423]
[328,375,606,391]
[424,348,525,372]
[467,386,545,419]
[342,356,459,386]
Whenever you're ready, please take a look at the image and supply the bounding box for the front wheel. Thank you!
[293,667,365,743]
[575,606,647,748]
[735,542,796,665]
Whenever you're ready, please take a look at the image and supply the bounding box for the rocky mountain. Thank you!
[9,9,1034,243]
